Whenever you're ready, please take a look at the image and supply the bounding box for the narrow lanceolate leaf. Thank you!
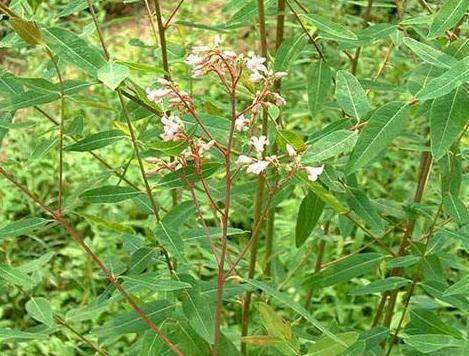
[42,26,106,76]
[0,328,48,341]
[305,253,385,288]
[29,137,58,162]
[350,277,410,295]
[9,18,42,45]
[120,275,191,291]
[244,279,345,346]
[273,34,307,71]
[404,334,466,353]
[430,87,468,160]
[94,300,174,337]
[80,186,140,203]
[428,0,469,38]
[417,57,469,100]
[25,297,55,327]
[344,188,385,234]
[307,332,359,356]
[295,192,325,247]
[97,61,130,90]
[347,102,409,173]
[335,70,370,120]
[0,217,49,242]
[303,14,358,40]
[443,194,469,226]
[304,130,357,162]
[64,130,127,151]
[443,275,469,296]
[403,37,458,68]
[182,288,215,344]
[155,222,186,262]
[308,61,332,117]
[0,264,35,289]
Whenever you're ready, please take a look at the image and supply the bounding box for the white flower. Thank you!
[161,115,184,141]
[146,88,171,103]
[274,71,288,79]
[157,78,170,85]
[305,165,324,182]
[192,45,210,53]
[236,155,254,164]
[185,54,204,66]
[246,55,267,74]
[235,114,250,132]
[249,71,264,83]
[200,140,216,153]
[286,144,297,157]
[250,135,269,153]
[246,160,269,175]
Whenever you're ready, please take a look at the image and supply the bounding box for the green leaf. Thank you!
[304,14,358,40]
[148,139,189,156]
[155,222,186,262]
[308,332,359,356]
[273,34,308,71]
[404,334,466,353]
[302,179,348,214]
[0,328,48,342]
[409,309,462,338]
[276,129,306,152]
[58,0,89,17]
[428,0,469,38]
[244,279,344,346]
[29,137,58,162]
[0,217,49,242]
[350,277,410,295]
[120,275,191,291]
[156,162,222,188]
[417,57,469,100]
[94,300,174,338]
[80,185,140,203]
[25,297,55,327]
[443,193,469,226]
[305,253,385,288]
[97,61,130,90]
[304,130,357,162]
[347,101,409,173]
[387,255,421,269]
[0,264,35,289]
[228,0,275,24]
[403,37,458,68]
[308,61,333,117]
[42,26,106,76]
[295,192,325,247]
[335,70,370,120]
[430,87,468,160]
[64,130,127,151]
[344,188,385,234]
[182,288,215,344]
[443,274,469,296]
[9,18,42,45]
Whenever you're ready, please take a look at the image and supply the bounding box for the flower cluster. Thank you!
[145,38,323,184]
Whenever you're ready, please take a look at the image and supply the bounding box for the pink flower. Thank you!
[146,88,171,103]
[305,165,324,182]
[161,115,185,141]
[246,160,269,175]
[272,93,287,106]
[235,114,250,132]
[246,55,267,74]
[250,135,269,153]
[185,54,204,66]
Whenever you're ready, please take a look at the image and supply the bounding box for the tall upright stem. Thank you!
[375,151,432,327]
[153,0,170,80]
[263,0,286,277]
[85,0,175,273]
[213,83,238,355]
[240,1,268,353]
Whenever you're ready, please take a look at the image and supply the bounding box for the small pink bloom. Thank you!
[235,114,250,132]
[250,135,269,153]
[286,144,297,157]
[236,155,254,165]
